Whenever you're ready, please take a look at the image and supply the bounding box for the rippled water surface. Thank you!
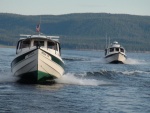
[0,48,150,113]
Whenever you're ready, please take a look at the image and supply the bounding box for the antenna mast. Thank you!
[36,16,41,34]
[106,33,107,48]
[39,15,41,34]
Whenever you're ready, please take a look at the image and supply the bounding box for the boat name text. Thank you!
[41,51,51,60]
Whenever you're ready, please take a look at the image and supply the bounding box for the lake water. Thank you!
[0,48,150,113]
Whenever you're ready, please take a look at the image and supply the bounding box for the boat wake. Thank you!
[55,73,112,86]
[55,69,150,86]
[125,58,147,64]
[0,65,17,83]
[63,57,105,64]
[63,57,89,61]
[0,73,17,83]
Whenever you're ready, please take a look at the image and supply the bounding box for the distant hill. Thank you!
[0,13,150,51]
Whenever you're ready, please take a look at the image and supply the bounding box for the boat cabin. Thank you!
[105,41,125,55]
[16,37,61,55]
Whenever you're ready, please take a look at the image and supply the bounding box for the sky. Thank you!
[0,0,150,16]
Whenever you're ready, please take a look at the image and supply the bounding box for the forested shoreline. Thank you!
[0,13,150,51]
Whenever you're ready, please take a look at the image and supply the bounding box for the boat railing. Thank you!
[20,34,60,42]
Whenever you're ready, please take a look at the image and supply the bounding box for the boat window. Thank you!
[17,41,21,49]
[120,48,124,52]
[21,40,30,48]
[48,41,57,50]
[110,48,114,52]
[115,48,119,51]
[105,49,107,55]
[34,41,44,47]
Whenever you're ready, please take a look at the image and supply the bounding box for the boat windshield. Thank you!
[20,40,30,49]
[109,47,125,53]
[34,41,44,47]
[115,48,119,52]
[110,48,114,52]
[47,41,58,51]
[120,48,124,53]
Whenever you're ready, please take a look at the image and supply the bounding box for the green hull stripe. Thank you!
[11,48,64,69]
[37,71,56,82]
[40,49,65,69]
[19,70,57,83]
[11,48,37,67]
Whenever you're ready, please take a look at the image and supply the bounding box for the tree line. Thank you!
[0,13,150,51]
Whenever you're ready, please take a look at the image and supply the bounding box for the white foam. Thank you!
[125,58,147,64]
[0,72,17,83]
[121,70,150,75]
[55,73,110,86]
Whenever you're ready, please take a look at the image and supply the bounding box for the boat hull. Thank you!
[11,48,65,83]
[105,53,126,64]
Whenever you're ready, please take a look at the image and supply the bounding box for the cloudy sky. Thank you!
[0,0,150,16]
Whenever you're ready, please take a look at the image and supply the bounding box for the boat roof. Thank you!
[19,34,60,42]
[111,41,120,47]
[107,41,125,49]
[113,41,119,44]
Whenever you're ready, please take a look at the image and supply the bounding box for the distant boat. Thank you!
[104,41,127,64]
[11,34,65,83]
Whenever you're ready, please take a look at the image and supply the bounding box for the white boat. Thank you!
[104,41,127,64]
[11,34,65,83]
